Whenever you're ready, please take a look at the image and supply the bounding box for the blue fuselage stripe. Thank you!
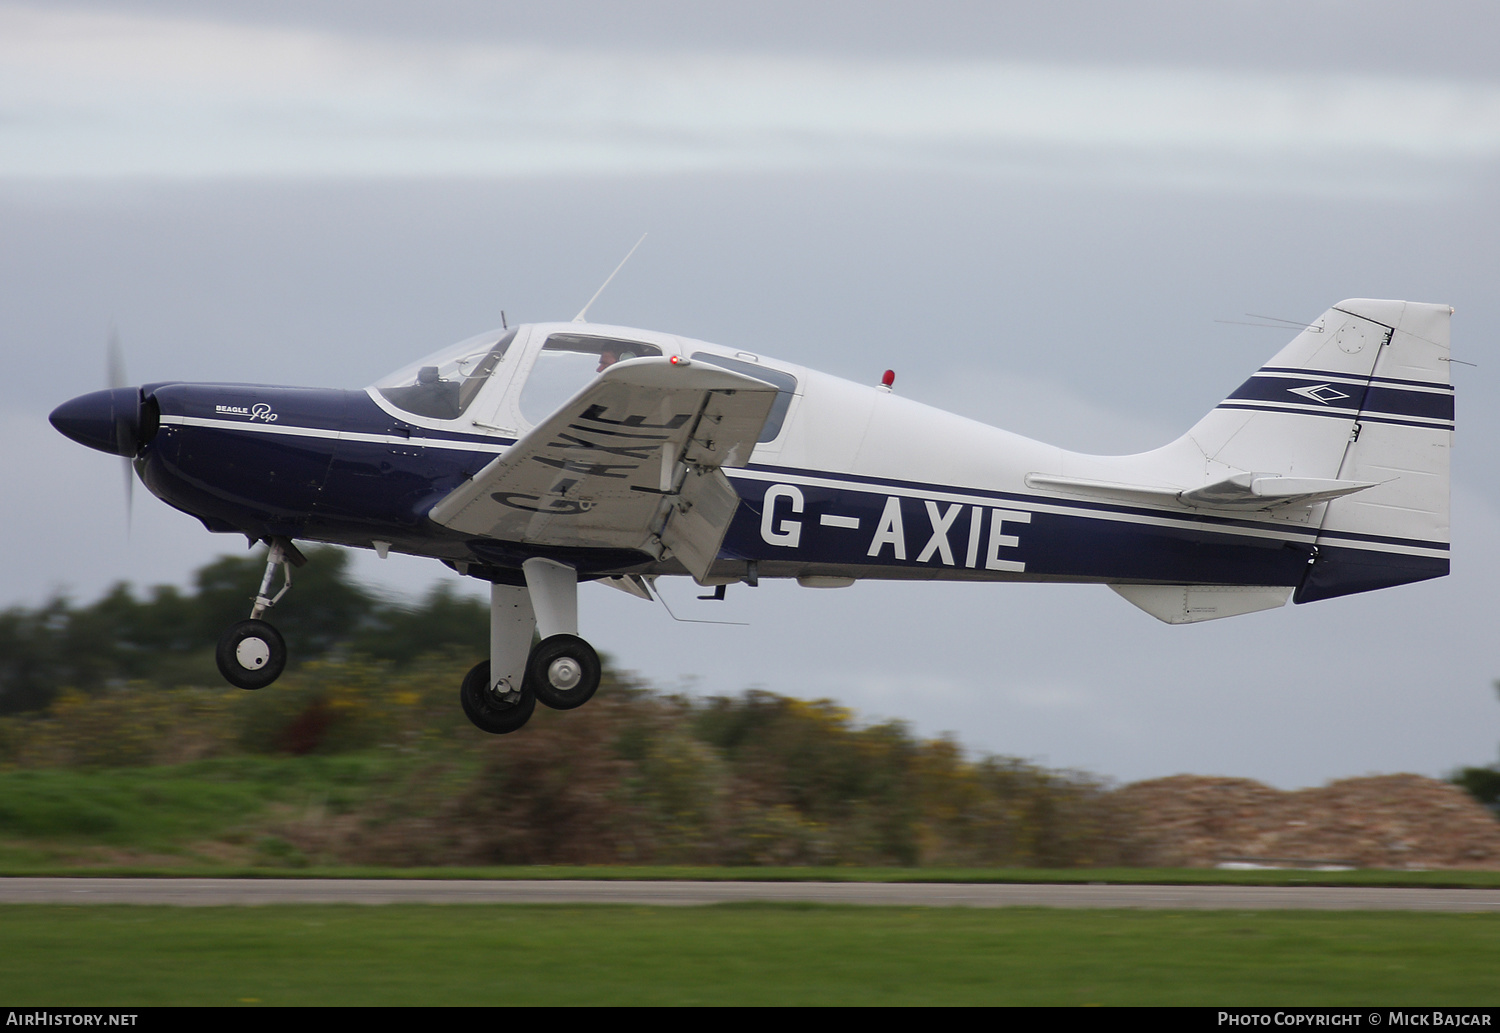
[136,383,1448,598]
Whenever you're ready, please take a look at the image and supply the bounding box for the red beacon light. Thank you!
[880,369,895,391]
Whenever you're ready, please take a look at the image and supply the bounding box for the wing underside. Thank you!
[428,357,779,581]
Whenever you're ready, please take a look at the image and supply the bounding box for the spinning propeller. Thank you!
[49,328,158,531]
[106,329,134,528]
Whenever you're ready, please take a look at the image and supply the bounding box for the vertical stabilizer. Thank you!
[1116,299,1453,619]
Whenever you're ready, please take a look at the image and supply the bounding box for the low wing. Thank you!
[428,356,778,580]
[1025,472,1376,511]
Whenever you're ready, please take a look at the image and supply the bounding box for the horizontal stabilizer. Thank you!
[1025,472,1375,512]
[1111,584,1291,624]
[1180,473,1377,510]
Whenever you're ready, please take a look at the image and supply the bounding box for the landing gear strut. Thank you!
[215,537,301,690]
[460,559,603,734]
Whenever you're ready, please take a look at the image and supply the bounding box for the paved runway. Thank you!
[3,878,1499,911]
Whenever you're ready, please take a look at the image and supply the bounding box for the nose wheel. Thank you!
[216,619,286,690]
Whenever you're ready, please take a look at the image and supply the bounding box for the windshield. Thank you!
[374,328,517,420]
[518,333,661,425]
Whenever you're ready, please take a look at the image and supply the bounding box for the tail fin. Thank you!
[1185,299,1453,602]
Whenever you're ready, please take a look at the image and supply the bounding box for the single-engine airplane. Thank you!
[51,298,1453,733]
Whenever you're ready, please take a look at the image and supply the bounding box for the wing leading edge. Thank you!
[428,356,779,581]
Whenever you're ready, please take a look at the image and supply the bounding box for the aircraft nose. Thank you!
[49,387,145,457]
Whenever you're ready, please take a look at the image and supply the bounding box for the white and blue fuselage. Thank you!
[52,306,1449,613]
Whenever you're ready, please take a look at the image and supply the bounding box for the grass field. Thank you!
[4,757,1500,886]
[4,755,1498,1005]
[2,903,1498,1006]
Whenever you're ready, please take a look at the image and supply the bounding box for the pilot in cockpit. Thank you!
[596,346,638,373]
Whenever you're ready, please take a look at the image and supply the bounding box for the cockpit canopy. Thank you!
[372,325,795,441]
[373,327,666,425]
[373,328,517,421]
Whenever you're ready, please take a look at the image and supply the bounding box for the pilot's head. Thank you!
[597,348,636,373]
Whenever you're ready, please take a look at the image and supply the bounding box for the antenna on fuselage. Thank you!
[572,233,647,323]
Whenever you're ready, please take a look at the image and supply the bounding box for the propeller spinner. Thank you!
[48,331,156,527]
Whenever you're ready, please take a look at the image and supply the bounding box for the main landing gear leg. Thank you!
[521,557,601,712]
[457,560,603,734]
[215,537,300,690]
[459,582,537,734]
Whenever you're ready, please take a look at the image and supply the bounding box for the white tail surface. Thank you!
[1295,301,1452,601]
[1109,299,1452,620]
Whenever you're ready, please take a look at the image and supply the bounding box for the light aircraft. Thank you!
[50,297,1453,733]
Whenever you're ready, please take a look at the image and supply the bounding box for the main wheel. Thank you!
[526,634,601,711]
[460,660,536,734]
[216,619,286,690]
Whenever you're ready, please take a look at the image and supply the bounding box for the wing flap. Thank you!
[660,467,744,582]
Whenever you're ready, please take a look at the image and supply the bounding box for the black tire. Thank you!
[526,634,601,711]
[459,660,536,734]
[216,619,286,690]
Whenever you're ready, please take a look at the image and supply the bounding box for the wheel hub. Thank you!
[486,679,519,706]
[235,637,270,670]
[547,657,582,691]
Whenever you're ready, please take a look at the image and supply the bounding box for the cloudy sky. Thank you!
[4,0,1499,787]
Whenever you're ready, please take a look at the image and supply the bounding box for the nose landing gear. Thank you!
[214,537,302,690]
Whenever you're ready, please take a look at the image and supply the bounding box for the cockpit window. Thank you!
[374,328,517,421]
[690,352,798,442]
[518,333,661,425]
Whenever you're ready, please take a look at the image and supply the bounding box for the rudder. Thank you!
[1293,300,1452,601]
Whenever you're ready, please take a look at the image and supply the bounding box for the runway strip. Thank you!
[3,878,1499,911]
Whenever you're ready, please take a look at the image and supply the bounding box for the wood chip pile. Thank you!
[1112,774,1500,869]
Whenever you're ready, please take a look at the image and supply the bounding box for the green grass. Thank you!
[1,904,1497,1005]
[4,759,1498,886]
[0,754,419,863]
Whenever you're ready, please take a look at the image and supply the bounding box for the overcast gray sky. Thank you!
[4,1,1499,787]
